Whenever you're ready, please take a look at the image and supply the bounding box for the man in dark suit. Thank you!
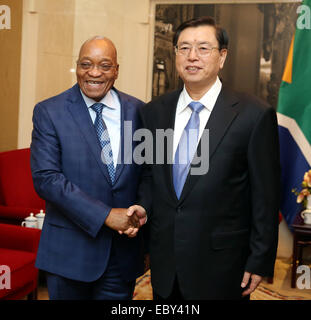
[128,16,280,299]
[30,36,145,299]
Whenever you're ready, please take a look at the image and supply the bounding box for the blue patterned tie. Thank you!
[91,103,115,184]
[173,101,204,199]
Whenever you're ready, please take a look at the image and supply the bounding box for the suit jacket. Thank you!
[31,84,144,282]
[138,86,280,299]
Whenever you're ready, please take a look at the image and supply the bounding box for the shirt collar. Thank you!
[177,76,222,115]
[80,89,117,110]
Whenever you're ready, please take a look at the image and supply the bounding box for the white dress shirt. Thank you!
[81,89,121,169]
[173,77,222,158]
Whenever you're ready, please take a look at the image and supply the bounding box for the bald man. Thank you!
[31,36,145,300]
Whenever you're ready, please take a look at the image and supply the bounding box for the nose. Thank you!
[88,65,102,77]
[188,46,199,60]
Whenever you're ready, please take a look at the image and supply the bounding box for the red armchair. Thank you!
[0,223,41,300]
[0,148,45,225]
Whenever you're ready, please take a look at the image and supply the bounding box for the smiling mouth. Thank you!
[186,66,202,72]
[86,80,104,85]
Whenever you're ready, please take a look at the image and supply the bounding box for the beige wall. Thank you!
[18,0,76,149]
[72,0,151,101]
[0,0,23,152]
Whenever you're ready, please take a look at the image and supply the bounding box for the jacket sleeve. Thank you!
[30,103,111,238]
[244,106,281,277]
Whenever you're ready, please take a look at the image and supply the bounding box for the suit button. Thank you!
[177,207,181,213]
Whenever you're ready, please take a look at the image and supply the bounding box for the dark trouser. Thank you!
[46,244,135,300]
[153,276,184,300]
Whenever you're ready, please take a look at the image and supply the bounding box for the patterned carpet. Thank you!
[132,258,311,300]
[36,258,311,300]
[250,258,311,300]
[133,270,153,300]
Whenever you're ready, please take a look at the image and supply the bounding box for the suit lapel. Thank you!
[158,90,182,203]
[113,89,127,184]
[66,84,112,185]
[179,86,239,202]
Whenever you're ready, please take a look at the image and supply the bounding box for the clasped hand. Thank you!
[105,205,147,238]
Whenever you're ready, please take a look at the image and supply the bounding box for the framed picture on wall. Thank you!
[152,1,300,109]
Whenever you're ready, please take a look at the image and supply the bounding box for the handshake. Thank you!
[105,205,147,238]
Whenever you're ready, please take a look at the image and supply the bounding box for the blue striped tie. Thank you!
[173,101,204,199]
[91,103,115,184]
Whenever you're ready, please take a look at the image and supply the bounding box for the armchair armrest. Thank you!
[0,223,41,253]
[0,205,44,220]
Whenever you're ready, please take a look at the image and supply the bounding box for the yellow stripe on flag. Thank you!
[282,34,295,84]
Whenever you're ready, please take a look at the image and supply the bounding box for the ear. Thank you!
[219,49,227,69]
[115,64,120,79]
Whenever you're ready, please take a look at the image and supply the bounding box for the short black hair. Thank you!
[173,16,229,50]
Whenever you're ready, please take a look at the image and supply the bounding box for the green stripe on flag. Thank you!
[277,0,311,144]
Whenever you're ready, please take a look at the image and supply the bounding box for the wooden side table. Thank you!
[291,217,311,288]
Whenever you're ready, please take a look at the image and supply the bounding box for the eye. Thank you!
[198,46,210,51]
[99,64,113,71]
[79,62,92,69]
[180,46,190,51]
